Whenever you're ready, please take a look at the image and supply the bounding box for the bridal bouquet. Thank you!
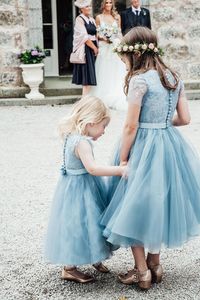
[97,23,120,43]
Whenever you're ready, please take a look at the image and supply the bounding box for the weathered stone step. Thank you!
[40,87,82,97]
[0,80,199,99]
[186,90,200,100]
[0,90,199,107]
[0,95,80,106]
[0,86,82,98]
[184,80,200,90]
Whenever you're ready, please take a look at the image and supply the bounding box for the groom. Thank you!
[121,0,151,35]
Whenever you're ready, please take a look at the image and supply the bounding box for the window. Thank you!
[42,0,53,49]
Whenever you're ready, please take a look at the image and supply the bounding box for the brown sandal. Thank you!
[61,267,94,283]
[118,268,152,290]
[93,263,109,273]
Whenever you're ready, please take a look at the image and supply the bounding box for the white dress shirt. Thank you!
[132,6,141,15]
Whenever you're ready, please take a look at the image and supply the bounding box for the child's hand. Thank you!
[121,165,129,179]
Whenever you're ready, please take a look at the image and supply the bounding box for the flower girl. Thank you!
[45,96,126,283]
[102,26,200,290]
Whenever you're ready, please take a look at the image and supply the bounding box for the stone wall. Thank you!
[149,0,200,80]
[0,0,199,93]
[0,0,43,91]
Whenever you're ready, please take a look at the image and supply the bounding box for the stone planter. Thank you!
[20,63,45,100]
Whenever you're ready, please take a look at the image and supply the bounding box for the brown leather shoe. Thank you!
[118,268,152,290]
[61,267,95,283]
[148,264,163,284]
[93,263,109,273]
[118,269,138,285]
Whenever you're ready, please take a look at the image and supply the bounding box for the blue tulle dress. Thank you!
[102,70,200,254]
[45,134,111,265]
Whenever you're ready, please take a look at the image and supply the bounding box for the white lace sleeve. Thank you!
[127,76,148,106]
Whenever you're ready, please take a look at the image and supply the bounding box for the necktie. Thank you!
[135,10,139,25]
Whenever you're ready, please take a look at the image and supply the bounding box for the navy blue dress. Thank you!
[72,17,97,86]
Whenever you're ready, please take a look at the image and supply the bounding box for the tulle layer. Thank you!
[45,174,111,265]
[102,126,200,253]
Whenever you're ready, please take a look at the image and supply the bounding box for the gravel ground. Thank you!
[1,102,200,300]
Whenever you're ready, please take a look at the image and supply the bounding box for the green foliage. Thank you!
[18,46,46,64]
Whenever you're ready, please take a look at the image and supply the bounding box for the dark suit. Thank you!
[121,7,151,35]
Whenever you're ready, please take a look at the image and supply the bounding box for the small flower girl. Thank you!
[45,96,126,283]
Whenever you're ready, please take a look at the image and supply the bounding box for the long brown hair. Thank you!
[100,0,118,19]
[122,27,179,95]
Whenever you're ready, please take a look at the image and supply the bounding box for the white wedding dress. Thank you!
[89,18,127,111]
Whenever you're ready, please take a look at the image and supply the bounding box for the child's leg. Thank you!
[64,265,76,270]
[146,252,163,284]
[131,246,148,272]
[119,246,152,290]
[146,253,160,266]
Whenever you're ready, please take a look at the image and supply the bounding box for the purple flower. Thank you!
[38,52,45,57]
[31,50,39,56]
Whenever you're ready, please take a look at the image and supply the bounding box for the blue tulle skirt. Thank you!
[102,126,200,253]
[45,174,111,265]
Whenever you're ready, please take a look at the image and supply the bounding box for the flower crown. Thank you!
[114,42,164,56]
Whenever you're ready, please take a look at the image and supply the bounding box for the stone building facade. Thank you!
[0,0,199,97]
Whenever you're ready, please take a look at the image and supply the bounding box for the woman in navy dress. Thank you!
[72,0,98,95]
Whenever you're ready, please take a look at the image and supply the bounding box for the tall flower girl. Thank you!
[102,26,200,290]
[45,96,126,283]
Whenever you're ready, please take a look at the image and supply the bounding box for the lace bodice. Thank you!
[127,70,185,125]
[61,134,93,174]
[100,20,118,28]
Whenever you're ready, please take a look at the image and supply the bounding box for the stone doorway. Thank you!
[56,0,75,75]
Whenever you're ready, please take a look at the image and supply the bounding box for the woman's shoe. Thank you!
[61,267,95,283]
[148,264,163,284]
[93,263,109,273]
[118,268,152,290]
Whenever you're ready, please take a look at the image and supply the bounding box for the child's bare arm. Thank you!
[120,77,146,164]
[120,103,141,165]
[76,140,125,176]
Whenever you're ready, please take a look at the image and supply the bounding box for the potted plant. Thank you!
[18,46,46,100]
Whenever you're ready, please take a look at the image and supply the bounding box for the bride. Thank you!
[89,0,127,110]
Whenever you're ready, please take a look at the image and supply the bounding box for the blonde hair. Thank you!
[58,96,110,139]
[100,0,118,19]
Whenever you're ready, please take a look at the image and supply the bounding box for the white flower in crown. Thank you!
[142,44,148,50]
[154,47,159,53]
[117,46,122,52]
[134,44,140,50]
[129,45,134,51]
[148,43,155,50]
[123,45,129,52]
